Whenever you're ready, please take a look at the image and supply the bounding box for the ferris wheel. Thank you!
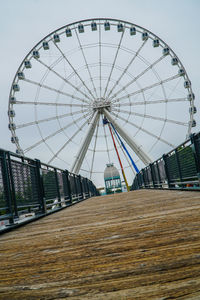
[8,18,196,186]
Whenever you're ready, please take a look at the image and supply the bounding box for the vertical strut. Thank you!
[70,111,99,174]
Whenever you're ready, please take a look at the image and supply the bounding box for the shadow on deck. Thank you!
[0,190,200,299]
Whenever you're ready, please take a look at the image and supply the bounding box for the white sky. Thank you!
[0,0,200,185]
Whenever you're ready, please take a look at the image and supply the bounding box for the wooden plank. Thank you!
[0,190,200,299]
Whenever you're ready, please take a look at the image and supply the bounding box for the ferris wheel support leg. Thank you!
[70,111,100,175]
[103,109,152,166]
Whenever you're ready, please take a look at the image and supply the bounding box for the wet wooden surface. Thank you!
[0,189,200,299]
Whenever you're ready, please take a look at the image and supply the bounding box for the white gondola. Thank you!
[187,93,195,101]
[8,110,15,117]
[16,149,24,155]
[24,60,32,68]
[11,136,19,143]
[171,57,178,65]
[78,24,84,33]
[13,84,20,92]
[178,69,185,76]
[17,72,25,80]
[189,106,197,114]
[53,34,60,43]
[142,32,148,41]
[162,47,169,56]
[104,21,110,31]
[10,97,16,104]
[66,28,72,37]
[184,80,191,88]
[153,39,159,47]
[43,41,49,50]
[33,50,40,59]
[189,120,196,127]
[91,22,97,31]
[117,23,123,32]
[130,26,136,35]
[8,123,16,130]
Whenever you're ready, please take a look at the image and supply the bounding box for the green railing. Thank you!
[0,149,98,232]
[131,133,200,191]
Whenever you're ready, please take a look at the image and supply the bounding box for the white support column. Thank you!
[70,111,100,174]
[103,109,152,165]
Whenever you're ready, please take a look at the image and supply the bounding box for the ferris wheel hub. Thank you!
[92,98,111,113]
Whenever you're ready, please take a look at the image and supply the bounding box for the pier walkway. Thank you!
[0,190,200,299]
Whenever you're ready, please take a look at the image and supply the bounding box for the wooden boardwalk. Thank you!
[0,190,200,299]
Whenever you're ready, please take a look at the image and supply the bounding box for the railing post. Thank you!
[78,175,84,200]
[190,133,200,184]
[162,154,170,188]
[7,152,18,218]
[82,178,86,198]
[140,169,144,188]
[86,178,91,197]
[91,182,95,197]
[0,150,14,224]
[54,169,61,207]
[65,170,72,203]
[143,168,148,188]
[150,163,156,188]
[35,159,46,214]
[89,180,93,197]
[156,161,162,188]
[147,167,150,187]
[175,149,183,185]
[135,174,139,189]
[73,174,78,200]
[137,173,142,189]
[138,173,141,189]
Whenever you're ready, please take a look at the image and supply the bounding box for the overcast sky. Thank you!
[0,0,200,182]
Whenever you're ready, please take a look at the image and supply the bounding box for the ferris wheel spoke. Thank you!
[110,55,165,101]
[107,40,147,99]
[23,78,88,104]
[115,97,187,107]
[48,118,90,164]
[103,121,111,163]
[36,58,92,104]
[24,112,92,153]
[111,112,175,148]
[89,117,100,179]
[53,42,96,102]
[112,108,188,126]
[74,27,98,99]
[14,100,89,107]
[103,30,125,99]
[99,22,102,98]
[112,74,180,104]
[16,109,88,129]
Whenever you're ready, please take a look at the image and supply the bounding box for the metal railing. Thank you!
[0,149,98,232]
[131,132,200,191]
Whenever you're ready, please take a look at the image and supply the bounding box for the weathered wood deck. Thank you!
[0,190,200,299]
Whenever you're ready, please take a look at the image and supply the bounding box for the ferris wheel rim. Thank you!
[8,17,196,182]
